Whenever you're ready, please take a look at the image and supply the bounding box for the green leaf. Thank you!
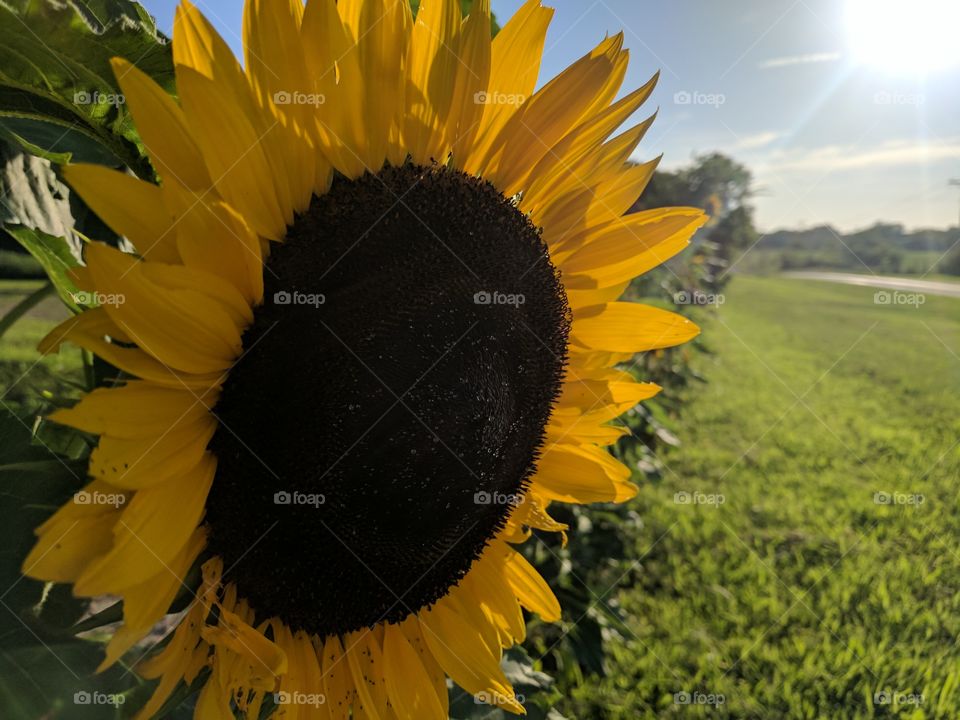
[0,640,135,720]
[0,0,174,177]
[31,415,93,460]
[0,408,85,643]
[4,224,81,309]
[0,136,76,235]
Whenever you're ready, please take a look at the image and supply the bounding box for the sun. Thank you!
[846,0,960,73]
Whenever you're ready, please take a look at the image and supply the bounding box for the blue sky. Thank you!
[140,0,960,233]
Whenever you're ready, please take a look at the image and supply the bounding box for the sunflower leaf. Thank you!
[4,225,81,309]
[0,640,134,720]
[0,135,77,234]
[0,408,84,642]
[0,0,174,178]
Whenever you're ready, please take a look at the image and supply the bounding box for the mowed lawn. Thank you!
[566,276,960,719]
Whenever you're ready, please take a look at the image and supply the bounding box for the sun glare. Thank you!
[846,0,960,73]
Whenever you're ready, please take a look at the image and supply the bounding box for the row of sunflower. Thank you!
[0,1,711,718]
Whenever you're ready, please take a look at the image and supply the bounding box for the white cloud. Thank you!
[734,131,781,151]
[758,52,842,69]
[762,138,960,172]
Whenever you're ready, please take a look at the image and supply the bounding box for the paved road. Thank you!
[782,271,960,298]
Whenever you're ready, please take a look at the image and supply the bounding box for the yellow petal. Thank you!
[546,420,629,447]
[538,113,659,250]
[565,282,629,311]
[75,454,214,595]
[571,302,700,353]
[174,66,288,239]
[580,156,661,229]
[84,243,241,374]
[300,0,368,178]
[503,550,561,621]
[201,606,288,687]
[383,623,446,720]
[195,675,236,720]
[164,182,264,306]
[354,0,408,170]
[243,0,318,212]
[398,617,449,718]
[48,382,213,438]
[174,0,290,234]
[419,602,520,711]
[23,511,116,584]
[39,309,223,390]
[533,444,636,504]
[110,58,212,189]
[513,493,568,541]
[404,0,460,164]
[465,0,552,174]
[61,164,179,263]
[522,72,658,213]
[346,630,388,719]
[90,415,217,490]
[449,0,492,165]
[557,372,660,414]
[562,209,707,290]
[320,634,356,720]
[98,527,206,671]
[489,34,622,195]
[134,605,208,719]
[461,553,526,645]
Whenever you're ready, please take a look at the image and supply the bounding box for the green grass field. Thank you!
[564,276,960,718]
[0,280,82,411]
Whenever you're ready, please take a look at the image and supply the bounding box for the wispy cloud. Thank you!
[734,131,781,151]
[758,51,842,69]
[764,138,960,172]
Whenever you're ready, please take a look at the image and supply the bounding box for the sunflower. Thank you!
[23,0,706,717]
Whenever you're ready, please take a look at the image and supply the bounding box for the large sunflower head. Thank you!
[24,0,706,717]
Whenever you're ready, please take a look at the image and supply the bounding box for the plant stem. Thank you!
[0,281,54,341]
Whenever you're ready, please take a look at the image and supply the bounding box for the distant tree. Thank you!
[630,152,753,215]
[628,153,758,289]
[709,206,758,264]
[941,241,960,276]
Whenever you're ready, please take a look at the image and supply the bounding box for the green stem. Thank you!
[0,281,54,341]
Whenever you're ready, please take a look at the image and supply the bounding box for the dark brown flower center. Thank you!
[205,164,569,637]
